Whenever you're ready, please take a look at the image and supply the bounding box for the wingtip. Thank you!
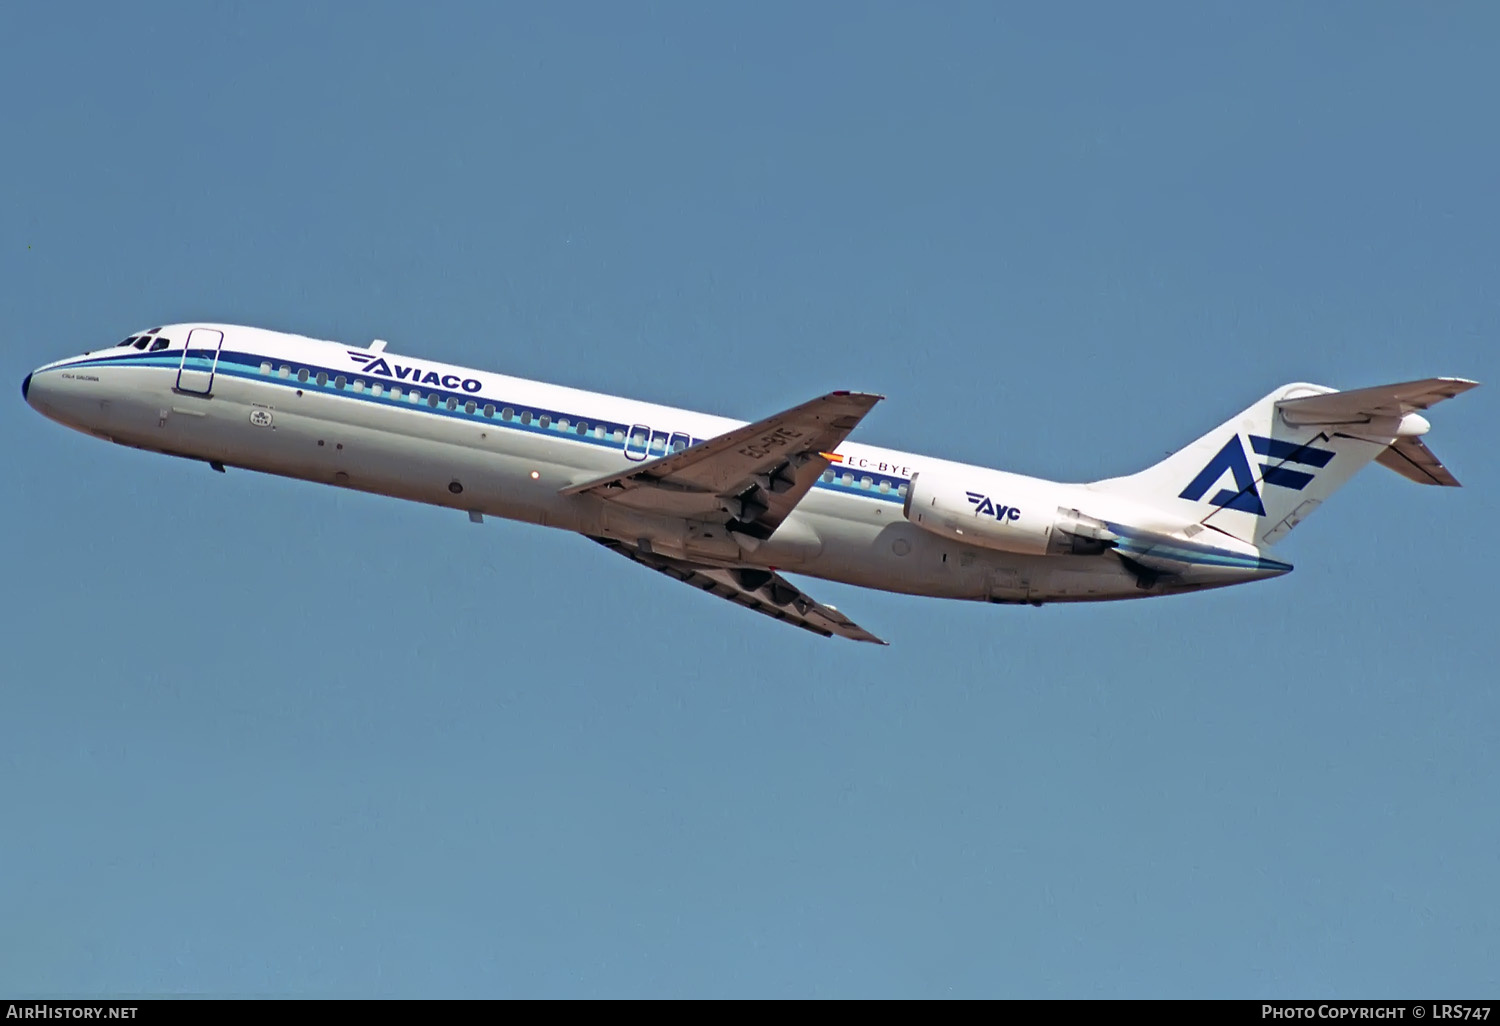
[1437,377,1481,394]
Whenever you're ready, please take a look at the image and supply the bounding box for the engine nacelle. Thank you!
[903,470,1117,557]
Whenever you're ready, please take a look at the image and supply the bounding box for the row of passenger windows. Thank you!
[254,361,907,495]
[820,469,908,496]
[257,361,675,445]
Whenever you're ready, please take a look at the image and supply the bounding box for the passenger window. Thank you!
[315,372,328,387]
[409,390,421,403]
[334,375,346,389]
[879,480,890,493]
[279,365,291,378]
[520,411,532,425]
[389,386,402,399]
[483,404,495,418]
[821,470,834,483]
[465,400,477,415]
[151,338,170,352]
[427,394,440,408]
[594,425,605,438]
[259,362,273,375]
[841,473,853,486]
[897,483,908,497]
[370,382,383,397]
[576,422,588,436]
[612,429,625,442]
[861,476,872,489]
[445,397,458,411]
[297,369,310,383]
[538,415,551,429]
[353,379,366,393]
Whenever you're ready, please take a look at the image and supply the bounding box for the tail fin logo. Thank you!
[1179,435,1335,516]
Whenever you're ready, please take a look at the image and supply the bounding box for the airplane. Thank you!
[21,323,1478,644]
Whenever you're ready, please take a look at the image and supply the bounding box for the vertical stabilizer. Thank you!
[1088,378,1477,547]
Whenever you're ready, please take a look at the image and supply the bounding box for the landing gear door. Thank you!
[177,328,225,395]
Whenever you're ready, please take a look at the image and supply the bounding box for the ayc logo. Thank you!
[346,351,482,394]
[1180,434,1335,516]
[966,491,1021,522]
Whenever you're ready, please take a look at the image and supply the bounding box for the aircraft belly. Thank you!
[792,507,993,600]
[790,494,1167,604]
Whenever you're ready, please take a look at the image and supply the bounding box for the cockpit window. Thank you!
[118,336,140,347]
[147,327,163,333]
[133,338,149,349]
[149,338,169,352]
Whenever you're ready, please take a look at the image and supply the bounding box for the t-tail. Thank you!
[1089,377,1479,548]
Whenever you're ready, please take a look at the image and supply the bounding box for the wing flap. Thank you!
[591,537,887,644]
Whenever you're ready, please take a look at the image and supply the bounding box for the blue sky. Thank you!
[3,2,1497,998]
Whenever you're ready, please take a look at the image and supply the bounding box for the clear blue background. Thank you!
[3,1,1496,999]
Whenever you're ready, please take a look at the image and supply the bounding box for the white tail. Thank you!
[1089,378,1478,547]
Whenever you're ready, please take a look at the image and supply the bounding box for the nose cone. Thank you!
[22,372,32,404]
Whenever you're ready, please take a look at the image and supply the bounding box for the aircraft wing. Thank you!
[590,536,887,644]
[561,391,883,539]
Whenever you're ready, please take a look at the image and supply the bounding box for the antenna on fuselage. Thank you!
[369,339,388,352]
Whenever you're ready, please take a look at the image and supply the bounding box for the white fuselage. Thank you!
[23,323,1287,607]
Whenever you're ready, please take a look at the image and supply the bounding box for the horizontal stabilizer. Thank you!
[1375,436,1462,487]
[1277,377,1479,426]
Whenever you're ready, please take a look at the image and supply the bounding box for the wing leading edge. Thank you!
[562,390,884,540]
[590,537,887,645]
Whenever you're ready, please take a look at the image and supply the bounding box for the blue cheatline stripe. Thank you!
[56,348,912,506]
[1248,434,1335,467]
[1259,464,1315,490]
[1107,522,1293,573]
